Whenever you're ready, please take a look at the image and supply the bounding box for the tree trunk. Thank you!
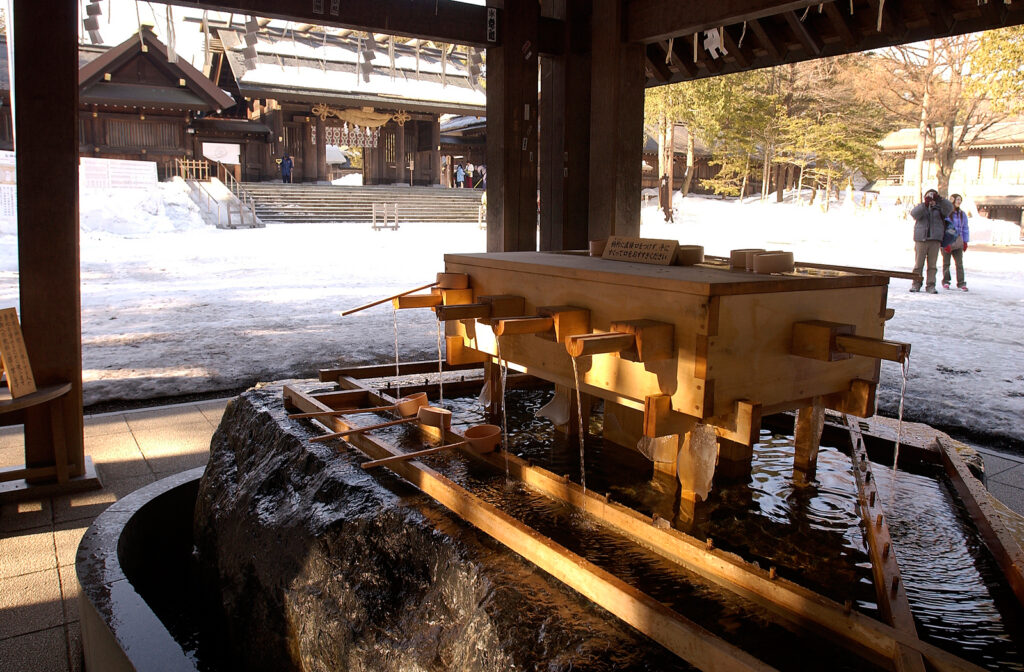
[666,123,675,208]
[657,114,668,179]
[740,155,750,201]
[796,166,804,205]
[682,131,695,196]
[823,172,832,213]
[776,163,784,202]
[935,121,956,197]
[913,40,936,203]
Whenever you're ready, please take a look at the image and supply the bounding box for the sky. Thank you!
[0,178,1020,452]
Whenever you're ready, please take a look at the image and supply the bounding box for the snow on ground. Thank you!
[0,185,1020,448]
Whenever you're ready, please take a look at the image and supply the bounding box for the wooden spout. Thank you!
[834,334,911,363]
[436,303,491,321]
[493,316,554,337]
[393,293,443,309]
[566,332,635,358]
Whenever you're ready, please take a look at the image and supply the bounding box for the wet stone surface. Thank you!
[193,383,695,672]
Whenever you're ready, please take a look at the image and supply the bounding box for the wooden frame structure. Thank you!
[287,366,990,672]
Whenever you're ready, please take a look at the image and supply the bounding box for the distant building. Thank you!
[879,120,1024,225]
[641,124,717,193]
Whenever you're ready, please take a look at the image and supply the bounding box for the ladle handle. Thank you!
[361,441,466,469]
[310,416,415,443]
[289,404,396,419]
[341,281,438,316]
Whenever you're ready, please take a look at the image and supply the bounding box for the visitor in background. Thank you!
[909,188,952,294]
[280,154,293,184]
[455,163,465,188]
[466,162,475,188]
[942,193,970,292]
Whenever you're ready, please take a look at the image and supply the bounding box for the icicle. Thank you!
[738,21,748,49]
[666,37,674,64]
[877,0,886,31]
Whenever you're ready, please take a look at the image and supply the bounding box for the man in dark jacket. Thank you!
[909,188,953,293]
[280,154,293,183]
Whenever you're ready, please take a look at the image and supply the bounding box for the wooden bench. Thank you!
[0,308,100,500]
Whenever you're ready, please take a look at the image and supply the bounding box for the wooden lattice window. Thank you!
[105,119,181,149]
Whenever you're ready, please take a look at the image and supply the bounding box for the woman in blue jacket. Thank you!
[942,193,970,291]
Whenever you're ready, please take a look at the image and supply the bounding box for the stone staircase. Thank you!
[241,183,485,224]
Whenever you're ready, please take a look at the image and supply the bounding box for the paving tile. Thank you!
[0,568,63,639]
[151,452,211,479]
[52,475,156,525]
[0,626,69,672]
[52,522,88,569]
[196,398,230,426]
[986,477,1024,517]
[83,431,143,464]
[57,564,79,624]
[124,404,213,433]
[82,413,131,439]
[0,526,55,579]
[975,449,1024,479]
[0,439,24,469]
[133,422,214,460]
[0,497,53,534]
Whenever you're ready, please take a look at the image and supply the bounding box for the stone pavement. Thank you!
[0,397,1021,672]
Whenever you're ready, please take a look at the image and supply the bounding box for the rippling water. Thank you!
[400,389,1023,671]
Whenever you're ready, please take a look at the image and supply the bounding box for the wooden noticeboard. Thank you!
[601,236,678,265]
[0,307,37,398]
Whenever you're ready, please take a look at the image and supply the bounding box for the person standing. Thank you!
[909,188,953,294]
[280,154,293,184]
[466,162,475,188]
[942,193,970,291]
[455,163,465,188]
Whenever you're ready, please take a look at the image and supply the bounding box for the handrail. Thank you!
[214,161,259,226]
[190,179,224,227]
[174,157,211,181]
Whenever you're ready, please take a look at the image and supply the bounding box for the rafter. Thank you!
[671,38,698,78]
[747,17,783,60]
[720,24,754,68]
[923,0,956,34]
[627,0,821,44]
[823,1,858,48]
[645,42,673,82]
[783,10,822,56]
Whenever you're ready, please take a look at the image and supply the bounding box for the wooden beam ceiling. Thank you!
[627,0,823,44]
[639,0,1024,88]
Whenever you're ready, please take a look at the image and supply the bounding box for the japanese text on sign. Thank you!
[0,307,37,398]
[601,236,679,265]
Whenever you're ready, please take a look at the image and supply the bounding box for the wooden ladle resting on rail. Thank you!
[340,272,469,316]
[361,424,501,469]
[288,392,427,420]
[309,405,451,443]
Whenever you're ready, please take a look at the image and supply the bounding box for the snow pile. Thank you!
[79,179,208,236]
[332,173,363,186]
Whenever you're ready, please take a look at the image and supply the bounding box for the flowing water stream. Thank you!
[571,355,587,495]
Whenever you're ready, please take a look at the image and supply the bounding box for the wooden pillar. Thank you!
[90,105,103,151]
[486,0,540,252]
[395,121,406,185]
[315,115,327,183]
[588,0,645,240]
[794,397,825,478]
[302,118,315,182]
[431,120,442,186]
[539,0,591,251]
[14,0,85,478]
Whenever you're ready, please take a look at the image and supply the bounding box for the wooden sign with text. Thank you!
[0,307,37,398]
[601,236,678,265]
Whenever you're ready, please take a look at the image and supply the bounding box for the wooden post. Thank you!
[431,119,442,186]
[486,0,540,252]
[395,120,406,185]
[539,0,591,252]
[794,397,825,478]
[587,0,645,241]
[14,0,86,480]
[302,117,316,183]
[315,115,327,183]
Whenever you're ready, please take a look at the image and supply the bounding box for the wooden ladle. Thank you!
[288,392,427,420]
[310,405,451,443]
[361,423,501,469]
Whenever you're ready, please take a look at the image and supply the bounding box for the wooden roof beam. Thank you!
[627,0,821,44]
[645,42,673,83]
[866,0,906,39]
[670,37,698,78]
[923,0,956,35]
[747,17,783,61]
[823,1,858,49]
[978,0,1009,25]
[163,0,497,47]
[720,24,753,69]
[783,10,822,56]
